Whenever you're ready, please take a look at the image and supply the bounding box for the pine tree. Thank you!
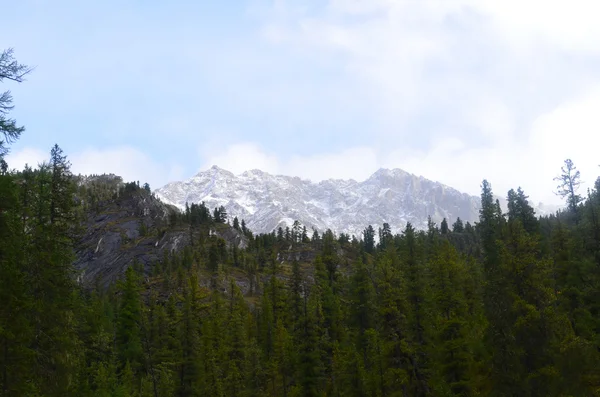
[178,275,205,396]
[378,222,392,250]
[116,267,144,374]
[452,217,464,233]
[301,226,309,243]
[373,254,410,396]
[26,148,81,396]
[507,187,538,235]
[479,181,519,395]
[0,48,32,157]
[363,225,375,254]
[440,218,449,234]
[399,223,431,396]
[554,159,582,213]
[429,240,475,395]
[224,280,248,397]
[298,285,326,397]
[0,163,35,395]
[349,259,375,359]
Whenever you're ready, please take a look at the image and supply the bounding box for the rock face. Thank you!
[155,166,483,237]
[73,183,247,288]
[73,187,184,288]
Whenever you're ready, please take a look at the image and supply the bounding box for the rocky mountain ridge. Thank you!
[73,175,248,288]
[155,166,533,237]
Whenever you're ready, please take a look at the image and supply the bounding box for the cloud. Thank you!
[69,147,184,190]
[199,143,280,175]
[200,142,379,182]
[5,147,49,170]
[7,146,184,191]
[286,147,378,181]
[381,85,600,205]
[472,0,600,52]
[4,0,600,209]
[203,85,600,205]
[244,0,600,204]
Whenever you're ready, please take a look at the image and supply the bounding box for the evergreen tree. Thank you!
[301,226,309,243]
[0,48,32,157]
[429,240,476,395]
[311,228,320,243]
[178,275,204,396]
[0,161,34,395]
[378,222,392,250]
[363,225,375,254]
[440,217,449,234]
[399,222,431,396]
[554,159,582,213]
[452,217,464,233]
[116,267,144,374]
[292,220,301,244]
[298,285,325,397]
[507,187,538,235]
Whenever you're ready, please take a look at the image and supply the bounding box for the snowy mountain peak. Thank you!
[155,166,488,237]
[196,165,234,177]
[370,167,409,179]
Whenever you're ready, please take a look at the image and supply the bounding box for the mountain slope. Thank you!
[155,166,484,236]
[74,175,248,288]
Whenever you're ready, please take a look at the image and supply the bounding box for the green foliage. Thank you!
[2,133,600,396]
[554,159,582,213]
[0,48,32,157]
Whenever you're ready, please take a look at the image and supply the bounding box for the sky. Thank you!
[3,0,600,206]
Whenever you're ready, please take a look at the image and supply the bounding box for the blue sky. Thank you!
[3,0,600,205]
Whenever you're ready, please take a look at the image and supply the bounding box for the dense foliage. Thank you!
[2,48,600,396]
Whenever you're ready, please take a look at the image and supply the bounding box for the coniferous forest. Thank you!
[3,50,600,397]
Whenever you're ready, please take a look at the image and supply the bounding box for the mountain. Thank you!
[155,166,490,237]
[73,174,248,288]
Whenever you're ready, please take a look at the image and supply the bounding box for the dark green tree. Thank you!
[363,225,375,254]
[0,48,32,157]
[554,159,582,213]
[116,267,144,373]
[440,218,449,234]
[452,217,464,233]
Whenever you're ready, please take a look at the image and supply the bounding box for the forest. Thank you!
[2,50,600,397]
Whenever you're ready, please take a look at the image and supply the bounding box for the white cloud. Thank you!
[472,0,600,52]
[203,87,600,205]
[7,146,184,191]
[199,143,280,175]
[70,147,184,190]
[286,147,378,181]
[201,143,379,181]
[6,0,600,210]
[529,87,600,196]
[381,85,600,205]
[5,148,49,170]
[246,0,600,205]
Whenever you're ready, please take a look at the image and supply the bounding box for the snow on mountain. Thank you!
[154,165,558,237]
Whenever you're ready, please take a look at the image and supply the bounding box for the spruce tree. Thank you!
[554,159,582,213]
[363,225,375,254]
[0,48,32,157]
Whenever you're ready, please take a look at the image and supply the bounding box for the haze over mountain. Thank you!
[155,166,559,236]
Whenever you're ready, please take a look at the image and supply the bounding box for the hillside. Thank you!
[2,158,600,396]
[73,174,249,288]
